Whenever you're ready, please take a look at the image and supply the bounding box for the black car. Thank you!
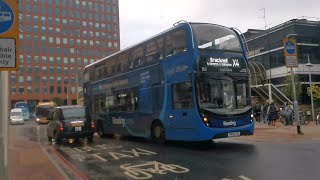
[47,105,94,144]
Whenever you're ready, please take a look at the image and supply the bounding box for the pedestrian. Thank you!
[253,101,261,122]
[261,100,269,124]
[283,102,293,126]
[267,101,278,126]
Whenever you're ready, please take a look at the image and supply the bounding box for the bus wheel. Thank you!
[151,122,166,144]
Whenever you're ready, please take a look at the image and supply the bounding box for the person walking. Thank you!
[253,101,261,122]
[262,100,269,124]
[283,102,293,126]
[267,101,278,126]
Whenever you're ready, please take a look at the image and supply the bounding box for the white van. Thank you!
[10,108,24,125]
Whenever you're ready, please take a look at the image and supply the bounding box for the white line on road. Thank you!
[239,175,252,180]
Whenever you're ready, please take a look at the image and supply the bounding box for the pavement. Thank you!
[239,120,320,143]
[8,125,65,180]
[7,121,320,180]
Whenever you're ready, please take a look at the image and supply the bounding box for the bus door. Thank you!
[133,88,153,135]
[169,81,195,129]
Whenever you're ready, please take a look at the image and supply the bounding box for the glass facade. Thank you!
[245,19,320,104]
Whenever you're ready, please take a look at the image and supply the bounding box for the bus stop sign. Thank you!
[283,38,298,68]
[0,1,14,35]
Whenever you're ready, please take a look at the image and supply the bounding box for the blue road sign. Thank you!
[0,1,14,35]
[285,40,296,55]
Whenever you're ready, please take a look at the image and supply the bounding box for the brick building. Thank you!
[10,0,120,111]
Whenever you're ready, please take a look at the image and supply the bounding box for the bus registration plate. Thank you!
[75,127,82,132]
[228,132,240,137]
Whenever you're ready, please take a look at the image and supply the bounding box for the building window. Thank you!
[34,66,39,73]
[27,66,32,73]
[27,76,32,84]
[50,77,54,83]
[42,76,47,84]
[33,26,39,34]
[64,77,68,84]
[11,86,16,95]
[50,86,54,94]
[19,87,24,94]
[34,76,40,84]
[57,67,62,73]
[27,86,32,94]
[57,77,62,84]
[57,86,62,93]
[56,57,61,64]
[48,67,54,74]
[42,56,47,64]
[42,87,47,94]
[10,76,16,84]
[42,66,47,74]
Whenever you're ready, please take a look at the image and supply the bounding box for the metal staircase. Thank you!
[249,61,292,106]
[251,84,292,106]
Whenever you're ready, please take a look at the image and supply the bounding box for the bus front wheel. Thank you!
[151,122,166,144]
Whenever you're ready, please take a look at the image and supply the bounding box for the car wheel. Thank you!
[151,122,166,144]
[87,136,93,143]
[97,122,105,138]
[48,136,52,143]
[54,132,61,145]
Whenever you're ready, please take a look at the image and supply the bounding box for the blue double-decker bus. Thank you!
[83,21,254,142]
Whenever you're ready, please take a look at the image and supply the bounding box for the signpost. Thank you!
[283,36,303,135]
[0,0,19,179]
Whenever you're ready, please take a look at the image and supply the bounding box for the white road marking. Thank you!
[120,161,189,179]
[89,153,108,162]
[109,151,135,160]
[239,175,251,180]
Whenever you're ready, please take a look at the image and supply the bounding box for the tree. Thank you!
[307,84,320,107]
[52,97,64,106]
[282,74,302,101]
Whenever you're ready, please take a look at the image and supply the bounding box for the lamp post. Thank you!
[305,54,315,124]
[286,34,303,135]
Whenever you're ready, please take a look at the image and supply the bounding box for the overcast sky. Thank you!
[119,0,320,49]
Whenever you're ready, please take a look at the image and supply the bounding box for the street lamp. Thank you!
[305,54,315,124]
[286,34,303,135]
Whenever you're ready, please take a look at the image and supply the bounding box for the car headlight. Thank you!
[36,118,40,122]
[251,114,254,118]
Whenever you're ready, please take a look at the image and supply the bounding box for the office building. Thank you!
[244,18,320,104]
[10,0,120,110]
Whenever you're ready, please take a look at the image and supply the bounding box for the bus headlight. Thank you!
[201,113,210,127]
[251,114,254,118]
[203,117,208,123]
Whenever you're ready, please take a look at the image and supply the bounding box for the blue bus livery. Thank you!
[83,21,254,142]
[14,101,30,121]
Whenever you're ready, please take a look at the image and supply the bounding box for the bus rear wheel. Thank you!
[151,122,166,144]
